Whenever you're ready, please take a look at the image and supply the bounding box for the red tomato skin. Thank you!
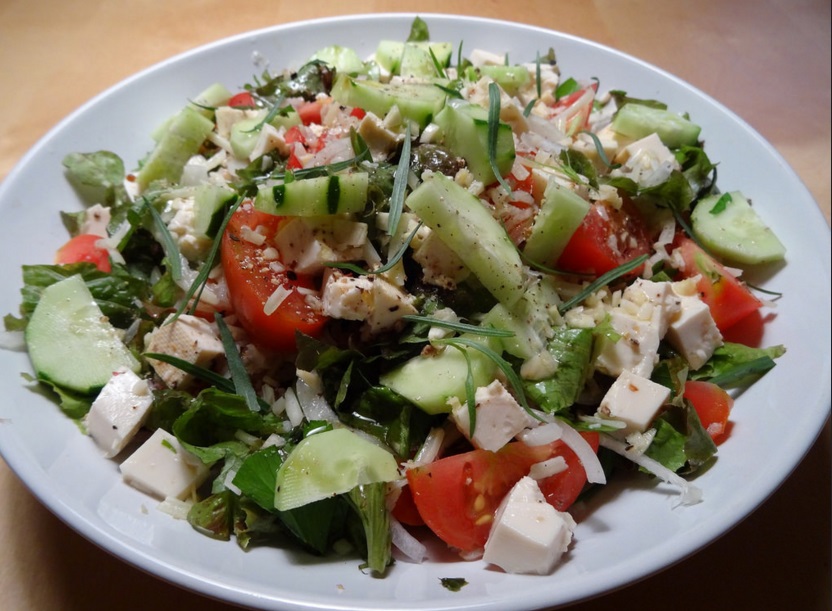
[55,233,111,272]
[297,100,324,125]
[674,237,762,332]
[391,485,425,527]
[556,201,652,276]
[683,380,733,444]
[220,204,326,353]
[227,92,255,108]
[406,434,599,553]
[537,432,599,511]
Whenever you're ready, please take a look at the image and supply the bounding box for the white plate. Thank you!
[0,13,829,611]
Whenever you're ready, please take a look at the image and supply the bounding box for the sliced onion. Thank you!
[389,516,427,563]
[518,422,563,446]
[600,434,703,506]
[556,421,607,485]
[295,376,338,423]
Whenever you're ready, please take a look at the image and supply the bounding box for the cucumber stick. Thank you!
[612,103,701,149]
[691,191,786,264]
[254,173,369,216]
[523,180,590,265]
[274,428,399,511]
[25,275,139,395]
[194,183,236,238]
[137,105,214,191]
[375,40,453,74]
[330,74,446,128]
[405,172,525,308]
[433,99,515,185]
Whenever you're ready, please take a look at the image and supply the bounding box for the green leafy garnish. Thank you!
[708,192,732,215]
[440,577,468,592]
[402,315,515,337]
[558,253,650,314]
[143,197,183,283]
[407,16,430,42]
[327,221,422,276]
[388,122,412,237]
[216,313,260,413]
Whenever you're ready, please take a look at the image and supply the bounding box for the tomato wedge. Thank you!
[674,236,762,332]
[556,201,653,276]
[406,433,599,553]
[55,233,111,273]
[684,380,733,444]
[221,203,327,352]
[227,91,255,108]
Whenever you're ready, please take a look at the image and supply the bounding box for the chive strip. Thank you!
[557,253,650,315]
[487,82,513,194]
[326,221,423,276]
[434,83,464,99]
[668,200,711,254]
[522,98,536,118]
[706,356,777,388]
[144,352,235,392]
[746,283,783,298]
[215,313,260,412]
[535,50,542,100]
[428,47,447,79]
[388,122,411,237]
[401,315,515,337]
[144,197,183,282]
[435,336,538,419]
[243,93,286,133]
[444,343,478,436]
[172,197,243,321]
[518,247,592,278]
[579,130,620,169]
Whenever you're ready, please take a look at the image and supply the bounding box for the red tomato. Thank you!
[391,485,424,527]
[537,433,599,510]
[349,107,366,120]
[227,92,255,108]
[297,100,324,125]
[683,380,733,444]
[220,203,327,352]
[406,433,599,553]
[556,201,653,276]
[55,233,111,273]
[674,237,762,332]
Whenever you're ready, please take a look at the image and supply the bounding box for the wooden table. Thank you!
[1,1,829,609]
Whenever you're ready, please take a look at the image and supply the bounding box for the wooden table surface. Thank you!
[1,1,829,610]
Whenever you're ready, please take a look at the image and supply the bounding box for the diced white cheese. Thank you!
[163,196,213,261]
[84,367,153,458]
[80,204,111,237]
[610,133,680,188]
[594,309,663,378]
[666,293,723,370]
[274,217,368,275]
[357,112,402,161]
[249,123,290,161]
[120,428,210,500]
[619,278,682,337]
[597,369,670,435]
[469,48,508,67]
[450,380,537,451]
[483,476,576,575]
[411,228,470,290]
[321,269,417,333]
[144,314,224,389]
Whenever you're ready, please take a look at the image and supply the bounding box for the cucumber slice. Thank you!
[254,173,369,216]
[330,73,447,128]
[274,428,399,511]
[229,116,262,160]
[478,65,531,96]
[405,172,525,308]
[194,183,236,238]
[379,334,499,415]
[25,275,140,395]
[611,103,701,149]
[523,180,591,265]
[309,45,366,75]
[137,105,214,190]
[691,191,786,264]
[189,82,233,116]
[375,40,453,74]
[433,99,515,185]
[399,43,436,78]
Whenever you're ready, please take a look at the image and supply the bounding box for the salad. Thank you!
[6,17,788,577]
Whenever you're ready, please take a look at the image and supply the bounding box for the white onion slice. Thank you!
[600,434,703,506]
[389,516,427,563]
[518,422,563,446]
[556,421,607,485]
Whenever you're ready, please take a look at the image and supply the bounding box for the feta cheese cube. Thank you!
[120,428,210,500]
[321,269,417,334]
[144,314,224,389]
[594,309,662,378]
[80,204,111,238]
[274,217,368,275]
[84,367,153,458]
[666,294,723,370]
[357,112,402,161]
[597,369,670,435]
[619,279,681,336]
[164,196,212,261]
[451,380,537,451]
[611,133,680,188]
[483,476,576,575]
[411,228,470,289]
[365,275,418,333]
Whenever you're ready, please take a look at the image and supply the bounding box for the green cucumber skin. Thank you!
[379,335,499,415]
[611,103,701,149]
[25,275,139,395]
[523,181,591,265]
[405,172,525,308]
[330,74,447,128]
[254,173,369,217]
[375,41,453,74]
[691,191,786,265]
[477,65,531,96]
[137,105,214,191]
[194,184,236,238]
[433,100,515,185]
